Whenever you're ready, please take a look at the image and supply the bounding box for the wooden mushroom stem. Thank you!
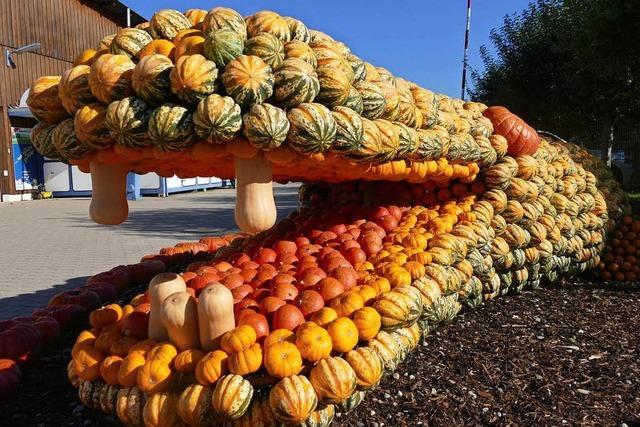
[89,160,129,225]
[234,152,277,233]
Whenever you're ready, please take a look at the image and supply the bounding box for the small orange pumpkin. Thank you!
[174,348,206,373]
[138,39,176,61]
[263,329,295,348]
[263,341,303,378]
[228,343,263,375]
[195,350,229,385]
[73,346,104,381]
[110,336,138,357]
[100,355,123,385]
[137,359,175,394]
[90,304,123,329]
[309,307,338,327]
[117,352,146,387]
[326,317,358,353]
[147,342,178,365]
[129,339,158,357]
[351,307,381,341]
[295,325,332,362]
[329,292,364,318]
[95,324,123,353]
[221,325,257,354]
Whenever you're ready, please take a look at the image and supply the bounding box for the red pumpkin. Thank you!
[87,269,131,291]
[259,296,286,317]
[330,267,358,290]
[0,321,43,366]
[238,313,270,341]
[30,316,61,346]
[48,289,101,311]
[294,290,325,318]
[0,359,22,396]
[271,282,299,301]
[119,308,149,340]
[272,304,305,331]
[80,282,118,304]
[315,278,345,302]
[32,304,85,329]
[483,106,540,156]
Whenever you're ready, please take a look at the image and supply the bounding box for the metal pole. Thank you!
[461,0,472,99]
[127,7,131,27]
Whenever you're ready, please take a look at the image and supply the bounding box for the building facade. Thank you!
[0,0,144,198]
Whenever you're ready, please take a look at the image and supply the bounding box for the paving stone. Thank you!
[0,184,299,319]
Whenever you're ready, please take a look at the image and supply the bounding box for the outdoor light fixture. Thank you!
[5,43,41,69]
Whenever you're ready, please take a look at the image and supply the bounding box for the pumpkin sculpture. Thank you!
[32,5,631,426]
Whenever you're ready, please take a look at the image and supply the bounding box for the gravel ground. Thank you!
[2,283,638,427]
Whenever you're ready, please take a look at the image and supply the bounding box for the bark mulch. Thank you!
[1,282,638,427]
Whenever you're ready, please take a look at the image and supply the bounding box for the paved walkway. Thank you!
[0,184,299,320]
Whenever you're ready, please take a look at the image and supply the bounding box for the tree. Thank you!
[471,0,640,156]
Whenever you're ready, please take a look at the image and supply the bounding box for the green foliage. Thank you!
[471,0,640,141]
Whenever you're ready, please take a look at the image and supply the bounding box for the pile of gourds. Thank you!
[24,5,630,426]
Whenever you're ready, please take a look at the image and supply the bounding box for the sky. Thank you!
[125,0,532,98]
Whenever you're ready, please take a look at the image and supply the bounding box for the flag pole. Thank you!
[461,0,472,99]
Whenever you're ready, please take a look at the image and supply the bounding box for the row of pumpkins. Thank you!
[67,135,627,426]
[26,7,538,171]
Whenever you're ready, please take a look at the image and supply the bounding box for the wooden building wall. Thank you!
[0,0,139,195]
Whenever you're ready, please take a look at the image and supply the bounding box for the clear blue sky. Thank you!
[125,0,532,97]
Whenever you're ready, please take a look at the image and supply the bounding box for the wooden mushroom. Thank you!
[197,283,235,351]
[234,152,277,233]
[89,161,129,225]
[148,273,187,341]
[160,292,199,351]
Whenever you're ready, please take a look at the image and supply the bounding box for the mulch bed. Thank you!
[2,281,639,427]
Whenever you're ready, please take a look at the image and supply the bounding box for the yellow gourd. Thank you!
[234,152,277,233]
[89,161,129,225]
[198,284,235,351]
[160,291,200,351]
[148,273,187,341]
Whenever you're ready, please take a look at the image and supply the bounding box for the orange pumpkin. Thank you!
[73,346,104,381]
[263,329,295,348]
[326,317,358,353]
[403,261,426,280]
[139,40,176,61]
[100,355,123,385]
[110,336,138,357]
[384,265,412,287]
[117,352,146,387]
[195,350,229,385]
[351,307,381,341]
[295,325,332,362]
[329,292,364,318]
[355,285,377,303]
[483,106,540,156]
[95,324,123,353]
[90,304,123,330]
[72,330,96,357]
[129,339,158,357]
[221,325,257,354]
[228,343,263,375]
[174,348,206,373]
[309,307,338,327]
[365,277,391,295]
[147,343,178,365]
[73,49,98,66]
[263,341,302,378]
[175,35,205,60]
[137,359,175,394]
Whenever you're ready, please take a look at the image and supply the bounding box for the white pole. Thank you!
[127,7,131,28]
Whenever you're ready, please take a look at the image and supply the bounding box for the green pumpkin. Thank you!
[346,53,367,83]
[287,102,336,154]
[202,7,247,40]
[150,9,191,40]
[284,40,317,68]
[346,116,382,161]
[74,103,112,150]
[283,16,311,43]
[132,54,174,105]
[222,55,274,108]
[242,103,289,150]
[211,374,253,420]
[109,28,153,58]
[395,122,418,158]
[376,80,400,120]
[105,97,151,148]
[373,119,400,162]
[331,106,363,154]
[31,122,61,159]
[315,65,351,108]
[411,128,447,160]
[245,11,291,42]
[204,29,245,68]
[148,103,195,151]
[193,94,242,143]
[51,118,93,160]
[170,54,218,104]
[355,81,386,120]
[58,65,96,115]
[273,57,319,108]
[343,86,364,114]
[302,404,335,427]
[244,32,285,69]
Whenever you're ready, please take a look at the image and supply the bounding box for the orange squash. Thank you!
[220,325,257,354]
[295,325,332,362]
[263,341,302,378]
[174,348,206,373]
[90,304,123,330]
[137,359,175,394]
[195,350,229,385]
[100,355,123,385]
[117,352,146,387]
[326,317,358,353]
[351,307,381,341]
[139,39,176,61]
[228,343,263,375]
[73,346,104,381]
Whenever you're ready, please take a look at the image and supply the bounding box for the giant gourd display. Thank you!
[25,6,630,426]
